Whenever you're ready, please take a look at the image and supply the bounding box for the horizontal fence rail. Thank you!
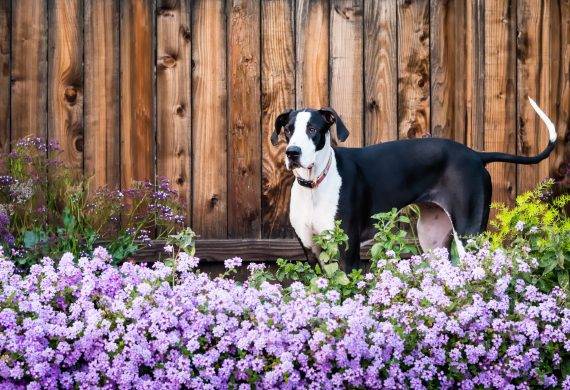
[0,0,568,245]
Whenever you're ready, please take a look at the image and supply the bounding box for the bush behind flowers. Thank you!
[1,241,568,388]
[0,137,187,267]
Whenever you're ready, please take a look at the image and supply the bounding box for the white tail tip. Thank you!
[528,97,557,142]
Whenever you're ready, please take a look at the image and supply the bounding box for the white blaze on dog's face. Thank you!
[287,111,317,169]
[271,108,350,170]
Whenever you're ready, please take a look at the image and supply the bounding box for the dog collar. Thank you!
[294,153,333,189]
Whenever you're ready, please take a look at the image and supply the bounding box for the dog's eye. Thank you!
[307,126,317,135]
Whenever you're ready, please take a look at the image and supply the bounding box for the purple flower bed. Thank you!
[0,245,568,389]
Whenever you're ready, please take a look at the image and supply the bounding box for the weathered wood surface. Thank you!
[430,0,466,143]
[364,0,397,145]
[120,0,154,188]
[330,0,363,147]
[84,0,120,190]
[397,0,430,139]
[2,0,568,250]
[228,0,262,238]
[296,0,329,109]
[133,239,374,263]
[48,0,84,177]
[261,0,295,239]
[465,0,486,152]
[192,0,227,238]
[485,0,517,206]
[156,0,192,222]
[0,0,9,155]
[11,0,48,141]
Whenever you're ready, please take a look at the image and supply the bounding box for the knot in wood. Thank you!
[161,55,177,68]
[64,86,78,104]
[175,104,186,117]
[180,26,191,42]
[74,135,84,152]
[210,195,219,208]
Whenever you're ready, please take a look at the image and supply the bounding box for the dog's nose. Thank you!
[286,146,301,159]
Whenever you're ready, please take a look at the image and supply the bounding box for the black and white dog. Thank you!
[271,98,557,271]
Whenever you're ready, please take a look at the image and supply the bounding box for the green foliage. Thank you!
[0,137,187,268]
[369,206,420,268]
[486,179,570,293]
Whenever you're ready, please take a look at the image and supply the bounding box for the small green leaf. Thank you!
[333,271,350,286]
[323,262,338,277]
[23,230,39,248]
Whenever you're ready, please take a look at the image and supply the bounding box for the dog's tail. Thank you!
[478,97,557,165]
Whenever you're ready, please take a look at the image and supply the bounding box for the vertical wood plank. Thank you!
[550,0,570,188]
[228,0,261,238]
[11,0,48,141]
[330,0,363,147]
[0,0,9,153]
[397,0,430,139]
[517,0,553,194]
[296,0,329,108]
[48,0,84,177]
[192,0,227,238]
[84,0,120,190]
[261,0,295,238]
[157,0,192,222]
[485,0,517,205]
[120,0,154,188]
[364,0,397,145]
[430,0,466,142]
[465,0,486,151]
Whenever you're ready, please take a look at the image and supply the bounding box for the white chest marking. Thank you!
[289,154,342,253]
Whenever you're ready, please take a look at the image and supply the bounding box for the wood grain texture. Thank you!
[133,239,376,263]
[296,0,329,108]
[465,0,486,151]
[330,0,363,147]
[120,0,154,188]
[11,0,48,140]
[517,0,555,194]
[48,0,83,177]
[228,0,261,238]
[484,0,517,205]
[157,0,192,222]
[84,0,120,190]
[364,0,397,145]
[192,0,227,238]
[430,0,466,142]
[0,0,9,154]
[549,0,570,189]
[261,0,295,238]
[397,0,430,139]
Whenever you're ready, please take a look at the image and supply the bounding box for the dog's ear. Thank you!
[271,109,292,146]
[318,107,350,142]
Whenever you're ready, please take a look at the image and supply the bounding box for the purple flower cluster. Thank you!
[123,178,186,228]
[0,211,14,245]
[0,245,568,388]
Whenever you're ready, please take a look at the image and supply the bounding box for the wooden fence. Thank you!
[0,0,568,246]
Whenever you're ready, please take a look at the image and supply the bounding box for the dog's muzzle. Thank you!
[286,146,302,169]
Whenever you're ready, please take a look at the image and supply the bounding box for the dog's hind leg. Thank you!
[416,202,453,252]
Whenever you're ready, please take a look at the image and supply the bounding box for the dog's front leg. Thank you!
[340,226,362,273]
[294,232,320,268]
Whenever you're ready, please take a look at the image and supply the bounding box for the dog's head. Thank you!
[271,108,349,170]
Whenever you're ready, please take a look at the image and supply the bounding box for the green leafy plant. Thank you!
[487,179,569,292]
[369,206,420,268]
[0,137,188,268]
[312,220,352,289]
